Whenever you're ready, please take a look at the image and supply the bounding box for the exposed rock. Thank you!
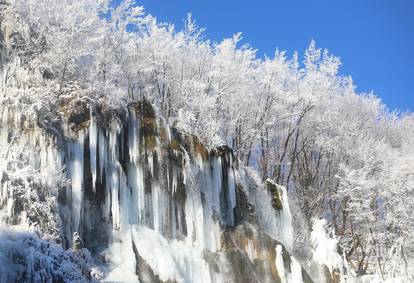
[266,179,283,210]
[222,223,313,283]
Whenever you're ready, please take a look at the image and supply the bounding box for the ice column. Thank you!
[69,131,85,234]
[89,111,98,193]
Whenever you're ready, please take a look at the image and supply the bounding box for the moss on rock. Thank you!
[266,179,283,210]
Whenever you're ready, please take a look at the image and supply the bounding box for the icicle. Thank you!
[172,166,178,195]
[69,131,85,234]
[110,163,121,230]
[89,110,98,193]
[118,170,131,233]
[126,109,146,225]
[109,126,119,161]
[289,256,304,283]
[279,185,294,251]
[211,156,222,216]
[108,126,123,229]
[127,162,145,225]
[199,158,221,252]
[275,245,287,283]
[98,128,107,183]
[148,152,154,177]
[178,148,205,247]
[185,184,205,247]
[128,109,140,165]
[152,182,160,232]
[101,121,131,230]
[226,156,236,226]
[195,148,204,171]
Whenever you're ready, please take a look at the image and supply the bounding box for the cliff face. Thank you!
[0,99,313,282]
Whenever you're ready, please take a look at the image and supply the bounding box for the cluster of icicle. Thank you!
[0,103,307,283]
[83,108,228,282]
[0,106,62,215]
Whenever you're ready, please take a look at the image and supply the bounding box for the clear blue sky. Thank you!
[134,0,414,112]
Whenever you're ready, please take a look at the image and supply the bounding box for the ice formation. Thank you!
[311,219,343,274]
[0,102,312,282]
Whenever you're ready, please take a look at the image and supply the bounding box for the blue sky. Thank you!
[135,0,413,112]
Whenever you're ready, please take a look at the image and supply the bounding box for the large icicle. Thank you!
[110,162,121,230]
[278,185,294,251]
[98,127,107,184]
[108,126,122,229]
[200,159,221,252]
[89,111,98,193]
[128,108,140,165]
[127,161,144,225]
[211,156,222,216]
[275,245,287,283]
[69,131,85,234]
[151,181,161,233]
[127,110,144,224]
[226,160,236,226]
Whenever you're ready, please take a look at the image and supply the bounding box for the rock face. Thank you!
[0,99,314,282]
[221,224,314,283]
